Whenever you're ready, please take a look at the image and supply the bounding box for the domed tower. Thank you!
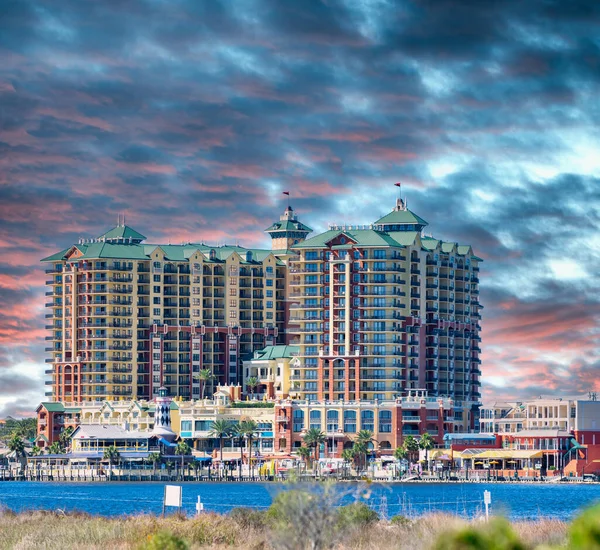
[265,206,312,251]
[151,386,176,442]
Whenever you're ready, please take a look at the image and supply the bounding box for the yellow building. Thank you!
[242,345,300,400]
[42,208,310,402]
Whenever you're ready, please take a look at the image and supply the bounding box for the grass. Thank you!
[0,507,578,550]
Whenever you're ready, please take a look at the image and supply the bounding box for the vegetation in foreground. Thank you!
[0,486,598,550]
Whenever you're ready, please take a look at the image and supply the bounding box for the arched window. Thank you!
[326,410,339,432]
[309,410,321,430]
[293,410,304,432]
[344,410,357,433]
[379,410,392,433]
[379,441,392,450]
[361,410,374,432]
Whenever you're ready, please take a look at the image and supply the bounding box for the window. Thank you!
[230,288,237,296]
[361,410,374,431]
[193,309,200,317]
[266,266,274,275]
[153,286,160,293]
[309,410,321,430]
[153,275,161,282]
[181,420,192,432]
[266,279,273,286]
[153,297,161,304]
[230,277,237,285]
[373,250,386,259]
[230,311,237,318]
[153,261,161,268]
[230,299,237,308]
[266,290,273,297]
[327,410,339,432]
[293,410,304,432]
[153,308,161,316]
[379,410,392,433]
[344,410,357,433]
[266,301,273,308]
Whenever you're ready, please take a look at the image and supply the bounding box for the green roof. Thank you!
[265,219,313,233]
[41,248,72,262]
[38,402,65,412]
[98,225,147,242]
[293,229,419,249]
[253,345,299,360]
[374,208,429,227]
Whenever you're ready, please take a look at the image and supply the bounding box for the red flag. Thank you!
[395,182,401,187]
[283,191,290,196]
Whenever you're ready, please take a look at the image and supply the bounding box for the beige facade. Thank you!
[43,208,310,403]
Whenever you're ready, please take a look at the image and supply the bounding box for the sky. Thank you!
[0,0,599,417]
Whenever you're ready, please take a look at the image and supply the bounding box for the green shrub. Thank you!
[433,518,525,550]
[390,514,412,527]
[139,530,188,550]
[570,504,600,549]
[229,507,269,529]
[337,502,379,528]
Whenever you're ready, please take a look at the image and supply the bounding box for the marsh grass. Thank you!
[0,507,573,550]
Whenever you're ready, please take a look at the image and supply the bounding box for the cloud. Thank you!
[0,0,599,411]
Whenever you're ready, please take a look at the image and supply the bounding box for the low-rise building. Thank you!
[242,345,299,399]
[273,390,473,457]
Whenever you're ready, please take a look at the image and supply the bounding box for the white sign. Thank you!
[483,490,491,505]
[164,485,182,508]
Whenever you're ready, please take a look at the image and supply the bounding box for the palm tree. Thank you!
[103,445,120,479]
[48,441,64,455]
[419,433,435,473]
[195,368,213,399]
[341,448,355,478]
[303,428,326,463]
[296,445,313,469]
[394,446,408,478]
[355,430,374,471]
[352,441,368,472]
[403,435,420,469]
[148,451,162,475]
[31,445,42,456]
[237,420,258,478]
[58,426,74,450]
[209,419,234,463]
[175,441,192,478]
[245,376,260,397]
[8,434,26,473]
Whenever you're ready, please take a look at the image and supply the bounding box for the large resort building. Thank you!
[41,196,483,444]
[287,197,483,409]
[42,207,311,403]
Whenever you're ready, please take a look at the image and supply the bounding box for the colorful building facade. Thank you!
[42,208,310,402]
[287,198,482,415]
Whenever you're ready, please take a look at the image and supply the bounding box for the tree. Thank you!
[103,445,120,479]
[341,448,355,478]
[296,445,313,468]
[355,430,374,471]
[236,420,258,478]
[48,441,64,455]
[394,446,408,478]
[194,369,213,399]
[148,451,162,475]
[303,428,326,463]
[419,433,435,473]
[352,441,368,472]
[8,433,26,473]
[175,441,192,477]
[246,376,260,397]
[30,445,42,456]
[209,419,234,463]
[58,426,74,450]
[403,435,420,467]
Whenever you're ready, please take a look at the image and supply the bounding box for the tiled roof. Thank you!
[72,424,151,440]
[374,208,429,227]
[252,345,299,360]
[98,225,146,242]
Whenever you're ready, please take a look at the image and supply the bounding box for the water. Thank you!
[0,482,598,521]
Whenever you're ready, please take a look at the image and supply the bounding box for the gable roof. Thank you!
[265,219,313,232]
[252,345,299,361]
[98,225,146,242]
[374,208,429,227]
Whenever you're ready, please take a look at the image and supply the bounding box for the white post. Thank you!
[196,495,204,515]
[483,490,491,521]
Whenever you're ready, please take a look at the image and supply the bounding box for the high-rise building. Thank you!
[287,198,483,413]
[42,208,310,403]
